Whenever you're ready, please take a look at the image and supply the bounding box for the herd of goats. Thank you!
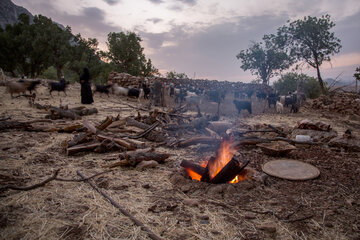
[4,76,306,116]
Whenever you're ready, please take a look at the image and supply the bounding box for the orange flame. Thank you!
[184,139,246,184]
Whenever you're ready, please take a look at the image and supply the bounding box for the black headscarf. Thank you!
[80,67,90,82]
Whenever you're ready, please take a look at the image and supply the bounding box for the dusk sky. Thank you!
[13,0,360,83]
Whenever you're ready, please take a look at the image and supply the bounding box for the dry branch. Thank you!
[77,171,163,240]
[0,169,60,192]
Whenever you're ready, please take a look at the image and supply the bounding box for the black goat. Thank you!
[142,84,151,99]
[94,84,112,96]
[27,80,41,94]
[233,99,252,114]
[128,88,140,98]
[49,79,69,96]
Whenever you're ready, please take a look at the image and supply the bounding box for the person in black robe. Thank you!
[80,67,94,104]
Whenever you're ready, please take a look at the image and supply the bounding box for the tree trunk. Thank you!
[56,66,62,80]
[316,63,326,94]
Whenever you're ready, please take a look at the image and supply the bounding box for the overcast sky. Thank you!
[13,0,360,83]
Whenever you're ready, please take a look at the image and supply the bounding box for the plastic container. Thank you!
[295,135,311,142]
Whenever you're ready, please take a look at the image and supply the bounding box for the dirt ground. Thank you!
[0,81,359,240]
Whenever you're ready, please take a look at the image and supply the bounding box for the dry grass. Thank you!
[0,80,359,239]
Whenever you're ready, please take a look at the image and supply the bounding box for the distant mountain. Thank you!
[0,0,65,30]
[324,78,354,87]
[0,0,33,28]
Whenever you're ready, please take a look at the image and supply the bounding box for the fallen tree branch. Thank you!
[128,121,159,139]
[77,171,162,240]
[0,169,60,192]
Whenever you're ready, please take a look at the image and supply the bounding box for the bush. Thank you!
[273,73,322,99]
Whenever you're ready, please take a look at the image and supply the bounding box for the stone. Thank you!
[258,222,277,233]
[183,198,199,207]
[136,160,159,170]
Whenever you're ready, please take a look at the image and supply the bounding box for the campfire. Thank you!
[180,139,249,184]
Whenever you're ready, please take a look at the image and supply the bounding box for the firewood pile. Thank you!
[308,92,360,115]
[107,71,273,93]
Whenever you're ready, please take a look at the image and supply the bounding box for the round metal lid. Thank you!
[262,159,320,180]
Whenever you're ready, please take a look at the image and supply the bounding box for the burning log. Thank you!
[210,158,249,184]
[180,160,206,177]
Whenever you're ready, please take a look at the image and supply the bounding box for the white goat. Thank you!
[276,101,284,114]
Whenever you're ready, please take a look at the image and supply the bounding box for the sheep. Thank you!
[233,99,252,114]
[49,79,69,96]
[7,81,31,97]
[184,93,203,117]
[276,101,284,114]
[280,96,285,106]
[111,83,129,96]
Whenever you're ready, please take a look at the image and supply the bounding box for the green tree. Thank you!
[165,70,188,79]
[0,14,33,76]
[103,31,158,77]
[273,72,322,99]
[236,34,294,85]
[277,15,342,93]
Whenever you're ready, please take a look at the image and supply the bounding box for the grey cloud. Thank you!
[175,0,197,6]
[103,0,121,5]
[148,0,164,4]
[146,17,163,24]
[143,15,289,81]
[167,4,183,12]
[334,11,360,54]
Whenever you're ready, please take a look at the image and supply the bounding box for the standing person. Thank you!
[80,67,94,104]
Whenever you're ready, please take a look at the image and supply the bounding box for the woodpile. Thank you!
[308,92,360,115]
[107,71,274,93]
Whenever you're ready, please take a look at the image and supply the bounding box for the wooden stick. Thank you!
[0,169,60,191]
[77,171,162,240]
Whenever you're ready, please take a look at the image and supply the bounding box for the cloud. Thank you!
[175,0,197,6]
[142,15,288,81]
[148,0,164,4]
[103,0,121,5]
[146,17,163,24]
[167,4,183,12]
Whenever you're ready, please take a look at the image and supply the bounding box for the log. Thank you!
[0,120,31,131]
[65,132,92,148]
[126,118,166,142]
[178,136,220,147]
[97,134,136,150]
[96,116,113,131]
[67,141,102,155]
[210,158,249,184]
[109,151,170,167]
[126,117,150,130]
[201,156,216,182]
[47,107,81,120]
[180,160,206,176]
[208,121,232,134]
